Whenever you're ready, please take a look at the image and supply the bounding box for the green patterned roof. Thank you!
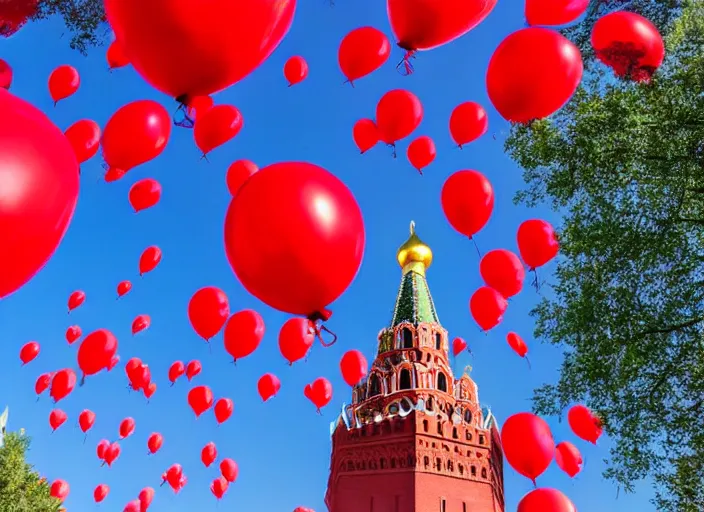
[390,268,440,327]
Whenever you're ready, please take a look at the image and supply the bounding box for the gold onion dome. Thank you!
[396,221,433,275]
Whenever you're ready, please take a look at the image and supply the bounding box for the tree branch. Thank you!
[639,317,704,337]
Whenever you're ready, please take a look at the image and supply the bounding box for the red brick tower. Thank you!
[325,222,505,512]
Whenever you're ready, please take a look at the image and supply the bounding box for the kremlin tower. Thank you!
[325,222,505,512]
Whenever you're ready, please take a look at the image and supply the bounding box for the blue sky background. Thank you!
[0,0,657,510]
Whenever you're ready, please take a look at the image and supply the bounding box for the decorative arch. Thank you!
[437,372,448,393]
[368,373,382,397]
[435,330,442,350]
[399,368,412,390]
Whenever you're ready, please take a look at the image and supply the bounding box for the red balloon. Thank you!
[78,409,96,433]
[19,341,39,365]
[93,483,109,503]
[145,381,157,399]
[147,432,163,454]
[35,373,52,395]
[486,28,583,123]
[49,409,67,431]
[305,377,333,411]
[64,119,101,164]
[279,317,315,365]
[201,442,217,467]
[108,355,120,372]
[284,56,308,86]
[223,309,266,361]
[104,441,121,466]
[338,26,390,84]
[77,328,118,376]
[339,350,368,386]
[117,280,132,297]
[0,90,79,299]
[506,332,529,358]
[501,412,555,484]
[591,11,664,82]
[375,89,423,145]
[129,178,162,212]
[0,0,37,38]
[68,290,86,311]
[441,170,494,238]
[226,159,258,196]
[50,479,69,500]
[164,464,186,492]
[186,95,214,121]
[131,314,151,335]
[479,249,525,298]
[469,286,507,331]
[555,441,583,477]
[194,104,243,156]
[449,101,488,148]
[294,508,315,512]
[106,39,129,69]
[517,219,559,269]
[48,65,80,103]
[139,487,155,510]
[119,417,135,438]
[257,373,281,401]
[220,458,239,483]
[168,361,185,384]
[104,0,296,98]
[104,167,126,182]
[517,488,576,512]
[214,398,233,424]
[186,360,202,381]
[567,404,603,444]
[406,135,436,173]
[225,162,365,317]
[139,245,162,275]
[386,0,496,52]
[211,476,229,500]
[188,286,230,341]
[451,337,468,357]
[124,500,140,512]
[0,58,12,90]
[525,0,589,26]
[188,385,214,417]
[50,368,76,402]
[97,439,110,460]
[101,100,171,173]
[353,119,379,154]
[126,359,151,391]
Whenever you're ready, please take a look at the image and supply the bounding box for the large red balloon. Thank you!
[567,404,603,444]
[338,27,390,84]
[517,488,576,512]
[0,58,12,90]
[106,40,129,69]
[501,412,555,484]
[257,373,281,401]
[223,309,265,361]
[555,441,583,477]
[353,119,379,154]
[226,160,258,196]
[224,162,365,317]
[469,286,507,331]
[375,89,423,145]
[486,28,583,123]
[479,249,525,298]
[50,369,77,402]
[104,0,296,98]
[77,329,119,376]
[449,101,488,148]
[284,56,308,86]
[139,245,162,275]
[188,385,214,417]
[48,65,80,104]
[65,119,101,164]
[339,350,368,386]
[525,0,589,27]
[194,105,243,156]
[441,170,494,238]
[188,286,230,341]
[406,135,436,173]
[387,0,496,52]
[279,317,315,365]
[591,11,664,82]
[129,178,162,212]
[517,219,559,269]
[102,100,171,173]
[0,89,79,298]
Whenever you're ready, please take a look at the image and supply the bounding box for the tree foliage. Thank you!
[505,1,704,511]
[0,431,62,512]
[32,0,107,53]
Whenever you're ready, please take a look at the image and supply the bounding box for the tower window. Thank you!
[438,372,448,393]
[441,498,446,512]
[424,456,429,468]
[471,466,477,477]
[402,328,413,348]
[479,434,486,445]
[427,396,434,410]
[481,468,488,479]
[452,427,458,439]
[437,422,443,435]
[369,375,381,397]
[423,420,428,432]
[399,369,412,390]
[463,504,467,512]
[464,409,472,423]
[466,431,472,441]
[435,332,442,350]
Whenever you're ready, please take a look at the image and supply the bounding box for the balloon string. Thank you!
[395,50,416,76]
[524,355,532,370]
[343,79,355,88]
[173,103,195,129]
[531,268,543,292]
[315,324,338,347]
[387,143,397,158]
[469,236,482,258]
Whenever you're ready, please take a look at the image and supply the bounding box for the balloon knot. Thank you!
[173,101,195,129]
[395,50,416,76]
[343,79,355,88]
[308,310,337,347]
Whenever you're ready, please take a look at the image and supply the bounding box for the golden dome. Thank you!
[396,221,433,274]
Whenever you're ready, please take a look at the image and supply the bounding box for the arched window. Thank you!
[427,396,434,410]
[479,434,486,445]
[369,374,381,397]
[471,466,477,477]
[402,328,413,348]
[437,421,443,435]
[438,372,448,393]
[464,409,472,423]
[435,332,442,350]
[399,368,412,390]
[481,468,488,479]
[423,420,428,432]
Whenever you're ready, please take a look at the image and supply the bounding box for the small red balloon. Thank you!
[124,500,140,512]
[375,89,423,145]
[284,56,308,86]
[449,101,488,148]
[0,58,12,90]
[117,280,132,297]
[194,104,243,156]
[214,398,234,424]
[68,290,86,311]
[49,409,67,431]
[517,488,576,512]
[50,368,77,402]
[338,27,390,84]
[525,0,589,26]
[188,385,214,417]
[139,246,162,275]
[186,95,214,121]
[188,286,230,341]
[339,350,368,387]
[201,442,217,467]
[451,337,468,357]
[97,439,110,460]
[470,286,507,331]
[506,332,529,358]
[145,381,157,399]
[106,39,129,69]
[50,479,70,500]
[279,317,315,365]
[104,442,121,466]
[186,360,202,381]
[211,476,229,500]
[19,341,40,365]
[77,328,118,377]
[48,65,80,103]
[305,377,333,412]
[406,135,436,173]
[169,361,185,384]
[79,409,96,433]
[223,309,266,362]
[441,170,494,238]
[131,314,151,335]
[119,417,136,439]
[35,373,52,395]
[226,160,258,196]
[148,432,163,454]
[220,458,239,483]
[517,219,559,269]
[129,178,162,212]
[555,441,583,478]
[501,412,555,484]
[257,373,281,401]
[567,404,603,444]
[64,119,101,164]
[479,249,525,298]
[139,487,155,510]
[353,119,379,154]
[294,508,315,512]
[94,483,110,503]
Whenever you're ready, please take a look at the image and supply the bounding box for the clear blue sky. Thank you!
[0,1,656,510]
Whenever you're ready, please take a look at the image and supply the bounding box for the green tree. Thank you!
[505,1,704,511]
[0,431,62,512]
[33,0,107,53]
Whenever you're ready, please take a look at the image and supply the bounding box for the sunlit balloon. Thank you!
[48,65,80,104]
